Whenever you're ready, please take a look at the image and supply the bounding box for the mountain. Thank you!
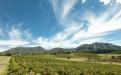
[3,46,73,54]
[4,46,46,54]
[76,42,121,52]
[49,47,65,52]
[49,47,74,53]
[3,42,121,54]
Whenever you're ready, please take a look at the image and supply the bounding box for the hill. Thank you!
[49,47,74,53]
[4,46,46,54]
[76,42,121,52]
[3,42,121,54]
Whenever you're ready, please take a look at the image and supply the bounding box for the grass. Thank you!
[97,54,121,58]
[73,53,101,58]
[52,53,101,58]
[9,55,121,75]
[26,52,101,58]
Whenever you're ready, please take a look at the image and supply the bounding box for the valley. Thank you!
[8,53,121,75]
[1,42,121,75]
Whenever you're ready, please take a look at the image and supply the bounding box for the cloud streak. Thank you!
[0,22,32,51]
[0,0,121,51]
[99,0,111,5]
[0,40,29,46]
[34,0,121,49]
[0,28,4,36]
[49,0,78,26]
[82,0,86,4]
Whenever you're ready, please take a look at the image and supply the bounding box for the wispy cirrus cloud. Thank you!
[8,27,22,40]
[49,0,78,26]
[71,7,121,41]
[23,29,32,39]
[0,28,4,36]
[1,0,121,51]
[33,0,121,49]
[0,22,32,51]
[99,0,121,5]
[82,0,86,4]
[99,0,111,5]
[0,40,29,46]
[116,0,121,3]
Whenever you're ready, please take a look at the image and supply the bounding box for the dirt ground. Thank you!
[0,56,11,74]
[56,58,121,65]
[56,58,87,62]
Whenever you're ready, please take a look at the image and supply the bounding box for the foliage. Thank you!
[6,52,12,56]
[9,56,121,75]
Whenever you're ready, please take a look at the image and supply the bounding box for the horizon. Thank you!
[1,42,121,52]
[0,0,121,51]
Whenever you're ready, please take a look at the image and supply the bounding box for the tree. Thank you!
[111,56,116,59]
[67,57,71,59]
[6,52,12,56]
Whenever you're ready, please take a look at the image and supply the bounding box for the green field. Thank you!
[8,53,121,75]
[97,53,121,57]
[27,53,101,58]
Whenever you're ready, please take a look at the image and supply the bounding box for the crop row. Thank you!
[9,56,121,75]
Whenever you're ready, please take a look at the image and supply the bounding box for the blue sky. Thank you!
[0,0,121,51]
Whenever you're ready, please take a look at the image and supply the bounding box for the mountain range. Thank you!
[76,42,121,51]
[3,42,121,54]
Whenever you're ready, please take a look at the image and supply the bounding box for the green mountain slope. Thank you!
[4,46,46,54]
[76,42,121,52]
[3,42,121,54]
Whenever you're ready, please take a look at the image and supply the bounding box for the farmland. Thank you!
[8,53,121,75]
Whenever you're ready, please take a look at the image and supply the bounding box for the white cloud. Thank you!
[116,0,121,3]
[8,28,21,40]
[6,22,24,40]
[0,40,29,46]
[50,0,78,22]
[35,23,83,49]
[61,0,78,19]
[51,24,83,42]
[1,0,121,51]
[0,39,29,52]
[99,0,111,5]
[34,36,104,50]
[34,37,58,49]
[7,23,33,41]
[35,0,121,49]
[82,0,86,4]
[23,29,32,39]
[73,3,121,40]
[0,23,31,51]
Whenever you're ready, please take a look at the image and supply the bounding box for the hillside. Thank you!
[76,42,121,52]
[3,42,121,54]
[49,47,74,53]
[4,46,46,54]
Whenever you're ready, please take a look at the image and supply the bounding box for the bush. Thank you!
[67,57,71,59]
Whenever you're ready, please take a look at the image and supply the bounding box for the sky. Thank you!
[0,0,121,51]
